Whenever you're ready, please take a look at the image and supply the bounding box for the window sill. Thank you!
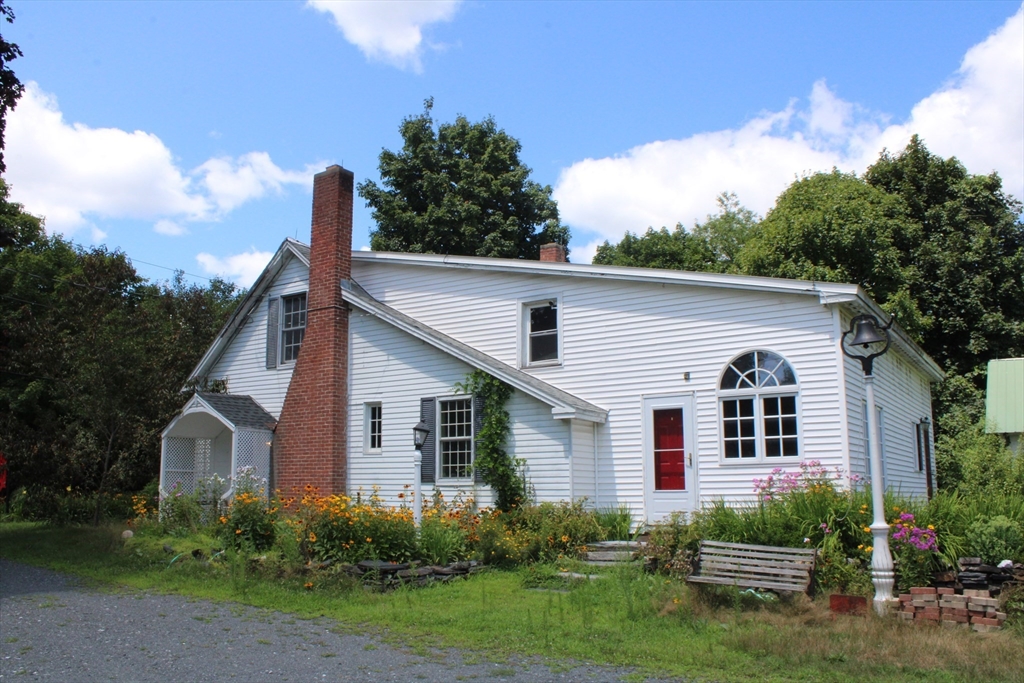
[363,449,382,456]
[523,359,562,369]
[719,455,801,465]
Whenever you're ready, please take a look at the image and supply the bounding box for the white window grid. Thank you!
[719,351,800,461]
[281,293,307,363]
[439,397,473,479]
[365,403,382,453]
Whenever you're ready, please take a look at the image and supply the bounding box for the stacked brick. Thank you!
[898,587,1009,631]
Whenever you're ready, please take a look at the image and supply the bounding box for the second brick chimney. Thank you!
[539,243,567,263]
[273,165,353,495]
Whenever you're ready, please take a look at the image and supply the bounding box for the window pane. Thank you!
[739,399,754,417]
[724,420,738,439]
[780,395,797,414]
[530,332,558,362]
[653,409,685,490]
[765,440,781,457]
[781,416,798,436]
[721,366,741,390]
[783,438,799,456]
[725,441,739,459]
[530,304,557,332]
[741,441,756,458]
[740,417,755,438]
[763,397,779,416]
[723,400,738,418]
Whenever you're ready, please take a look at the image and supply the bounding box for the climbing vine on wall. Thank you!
[455,370,527,512]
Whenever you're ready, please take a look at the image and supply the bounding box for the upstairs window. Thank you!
[281,293,307,363]
[524,299,560,366]
[719,350,799,461]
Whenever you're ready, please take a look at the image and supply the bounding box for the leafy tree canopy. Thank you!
[0,0,23,175]
[0,184,244,496]
[359,98,570,259]
[743,137,1024,380]
[593,192,758,272]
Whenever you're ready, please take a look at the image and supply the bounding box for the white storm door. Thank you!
[643,395,696,523]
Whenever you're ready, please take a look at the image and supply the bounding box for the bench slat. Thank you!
[700,548,811,573]
[698,560,813,579]
[687,575,807,592]
[700,540,817,557]
[699,547,817,564]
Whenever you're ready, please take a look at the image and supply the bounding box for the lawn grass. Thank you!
[2,521,1022,682]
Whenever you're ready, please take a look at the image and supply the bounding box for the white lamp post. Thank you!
[411,420,430,527]
[841,313,895,615]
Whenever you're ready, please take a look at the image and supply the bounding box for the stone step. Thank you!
[587,540,646,550]
[585,550,635,562]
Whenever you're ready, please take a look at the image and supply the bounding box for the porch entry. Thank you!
[643,394,696,523]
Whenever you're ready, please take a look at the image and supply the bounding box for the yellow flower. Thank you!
[927,525,934,530]
[304,582,314,590]
[366,537,372,543]
[309,532,317,542]
[219,516,227,524]
[865,546,873,552]
[863,526,871,533]
[672,597,681,605]
[561,535,569,543]
[235,529,242,535]
[857,544,864,550]
[66,485,72,492]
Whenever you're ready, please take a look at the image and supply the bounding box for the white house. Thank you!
[161,165,943,523]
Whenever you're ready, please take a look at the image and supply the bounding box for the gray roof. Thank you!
[341,280,607,423]
[196,393,277,430]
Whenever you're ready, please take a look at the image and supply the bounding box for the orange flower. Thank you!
[309,532,317,542]
[235,529,242,535]
[366,537,372,543]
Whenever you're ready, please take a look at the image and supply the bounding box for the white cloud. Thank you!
[196,248,275,287]
[153,219,188,236]
[556,6,1024,260]
[5,83,318,236]
[308,0,460,71]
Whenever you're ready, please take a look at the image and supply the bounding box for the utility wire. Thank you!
[128,258,213,282]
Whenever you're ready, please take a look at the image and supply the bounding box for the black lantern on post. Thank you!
[412,420,430,451]
[841,312,894,614]
[411,420,430,527]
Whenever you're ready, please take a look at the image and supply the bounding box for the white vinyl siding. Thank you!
[840,309,934,498]
[353,260,849,509]
[347,311,570,507]
[207,256,309,418]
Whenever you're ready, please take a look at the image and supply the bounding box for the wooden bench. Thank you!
[687,540,817,595]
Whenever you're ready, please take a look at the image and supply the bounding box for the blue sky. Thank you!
[5,1,1023,286]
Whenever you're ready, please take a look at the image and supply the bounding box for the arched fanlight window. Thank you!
[719,351,799,460]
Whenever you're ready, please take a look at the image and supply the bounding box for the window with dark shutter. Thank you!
[265,298,280,369]
[419,398,436,484]
[473,395,485,484]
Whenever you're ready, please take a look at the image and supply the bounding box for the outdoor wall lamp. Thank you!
[411,420,430,526]
[841,312,895,615]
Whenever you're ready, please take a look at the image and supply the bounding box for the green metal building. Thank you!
[986,358,1024,454]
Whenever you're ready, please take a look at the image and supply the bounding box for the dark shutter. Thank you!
[265,298,280,369]
[473,395,486,484]
[420,397,436,484]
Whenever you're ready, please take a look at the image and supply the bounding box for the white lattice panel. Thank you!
[163,437,195,494]
[194,438,212,482]
[236,429,271,486]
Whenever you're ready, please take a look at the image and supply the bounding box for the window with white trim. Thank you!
[364,402,382,453]
[719,350,799,460]
[438,397,473,479]
[281,293,307,363]
[523,300,559,365]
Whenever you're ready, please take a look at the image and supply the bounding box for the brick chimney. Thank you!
[539,243,567,263]
[273,165,353,495]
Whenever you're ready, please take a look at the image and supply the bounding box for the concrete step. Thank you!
[585,550,634,562]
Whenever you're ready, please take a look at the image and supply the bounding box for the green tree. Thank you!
[359,99,570,259]
[0,200,243,500]
[593,192,758,272]
[0,0,23,175]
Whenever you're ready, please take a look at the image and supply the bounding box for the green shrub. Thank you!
[418,514,468,565]
[509,500,604,561]
[966,515,1024,564]
[160,485,206,536]
[294,487,417,563]
[221,489,278,551]
[646,512,701,578]
[595,503,634,541]
[937,420,1024,497]
[474,512,529,567]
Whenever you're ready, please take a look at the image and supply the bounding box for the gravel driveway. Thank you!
[0,560,678,682]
